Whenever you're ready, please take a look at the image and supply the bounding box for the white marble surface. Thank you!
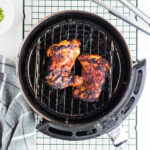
[0,0,150,149]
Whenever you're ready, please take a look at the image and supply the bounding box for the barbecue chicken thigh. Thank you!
[45,39,81,89]
[73,54,110,102]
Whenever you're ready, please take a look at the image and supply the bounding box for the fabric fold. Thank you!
[0,56,35,150]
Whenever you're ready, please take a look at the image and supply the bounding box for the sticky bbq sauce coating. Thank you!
[45,39,81,89]
[72,54,110,102]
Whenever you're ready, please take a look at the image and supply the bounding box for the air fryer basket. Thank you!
[17,10,146,140]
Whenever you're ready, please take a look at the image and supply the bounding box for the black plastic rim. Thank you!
[17,10,132,125]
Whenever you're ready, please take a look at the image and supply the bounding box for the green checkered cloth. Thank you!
[0,56,36,150]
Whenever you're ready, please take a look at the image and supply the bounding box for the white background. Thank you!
[137,0,150,150]
[0,0,150,149]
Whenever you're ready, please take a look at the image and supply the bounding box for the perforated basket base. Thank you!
[23,0,138,150]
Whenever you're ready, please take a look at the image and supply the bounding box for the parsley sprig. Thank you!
[0,8,5,22]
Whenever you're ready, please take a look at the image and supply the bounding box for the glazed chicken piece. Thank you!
[72,54,110,102]
[72,76,84,88]
[45,39,81,89]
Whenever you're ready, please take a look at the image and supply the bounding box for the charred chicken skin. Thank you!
[45,39,81,89]
[72,54,110,102]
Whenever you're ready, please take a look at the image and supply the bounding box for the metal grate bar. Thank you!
[48,91,51,107]
[27,43,36,91]
[56,90,59,112]
[40,33,47,103]
[83,25,85,51]
[109,41,114,99]
[63,89,66,114]
[34,38,41,99]
[89,27,93,54]
[59,25,62,41]
[47,27,55,107]
[74,24,82,115]
[97,30,100,55]
[102,33,108,106]
[55,25,62,112]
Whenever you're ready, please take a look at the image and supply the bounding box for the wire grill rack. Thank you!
[23,0,138,150]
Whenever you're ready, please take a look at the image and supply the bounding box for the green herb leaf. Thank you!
[0,8,5,22]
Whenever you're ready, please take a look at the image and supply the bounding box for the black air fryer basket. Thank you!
[16,10,146,143]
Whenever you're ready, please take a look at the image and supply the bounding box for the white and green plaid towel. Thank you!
[0,56,36,150]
